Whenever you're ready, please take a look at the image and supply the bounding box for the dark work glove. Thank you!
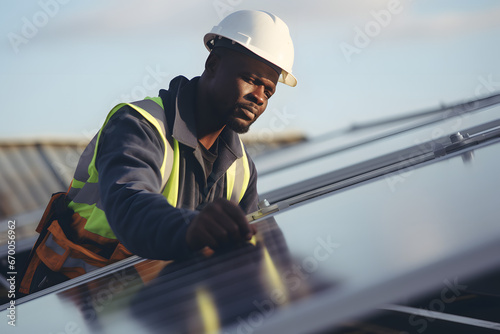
[186,198,257,251]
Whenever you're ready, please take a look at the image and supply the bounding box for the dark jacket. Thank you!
[95,76,259,260]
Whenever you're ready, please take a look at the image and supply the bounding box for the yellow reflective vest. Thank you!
[20,97,251,293]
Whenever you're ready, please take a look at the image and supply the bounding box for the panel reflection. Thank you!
[58,219,337,333]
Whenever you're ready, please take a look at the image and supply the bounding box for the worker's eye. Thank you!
[248,79,257,86]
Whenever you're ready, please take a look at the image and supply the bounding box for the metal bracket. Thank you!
[246,199,280,223]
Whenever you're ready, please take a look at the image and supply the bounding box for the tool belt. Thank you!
[19,192,132,294]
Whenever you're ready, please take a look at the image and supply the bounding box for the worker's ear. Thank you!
[204,52,220,78]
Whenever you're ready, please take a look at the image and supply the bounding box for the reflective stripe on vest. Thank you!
[68,96,251,241]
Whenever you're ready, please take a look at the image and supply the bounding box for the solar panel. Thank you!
[3,120,500,333]
[256,95,500,195]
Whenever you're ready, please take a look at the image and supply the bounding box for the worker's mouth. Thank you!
[238,105,256,121]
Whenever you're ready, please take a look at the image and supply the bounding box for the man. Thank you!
[20,9,296,294]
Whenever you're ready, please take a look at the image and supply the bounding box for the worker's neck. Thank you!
[198,128,224,149]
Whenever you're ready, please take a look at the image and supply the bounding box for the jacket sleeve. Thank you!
[238,152,259,214]
[95,106,196,260]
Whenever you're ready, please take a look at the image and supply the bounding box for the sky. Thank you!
[1,0,500,141]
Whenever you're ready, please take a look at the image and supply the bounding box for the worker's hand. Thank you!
[186,198,257,251]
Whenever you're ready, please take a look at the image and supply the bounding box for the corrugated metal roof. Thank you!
[0,135,304,247]
[0,134,306,221]
[0,139,88,219]
[0,139,89,246]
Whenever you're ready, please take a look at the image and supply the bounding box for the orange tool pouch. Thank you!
[19,192,71,294]
[19,192,132,294]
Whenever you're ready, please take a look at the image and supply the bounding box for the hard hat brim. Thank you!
[204,33,297,87]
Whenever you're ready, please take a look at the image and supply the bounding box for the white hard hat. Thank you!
[204,10,297,87]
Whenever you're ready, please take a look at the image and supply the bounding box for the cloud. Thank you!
[24,0,410,42]
[35,1,216,41]
[340,2,500,42]
[6,0,500,56]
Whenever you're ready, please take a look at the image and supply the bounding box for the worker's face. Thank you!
[208,49,280,133]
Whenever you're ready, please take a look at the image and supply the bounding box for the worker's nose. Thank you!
[247,86,266,106]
